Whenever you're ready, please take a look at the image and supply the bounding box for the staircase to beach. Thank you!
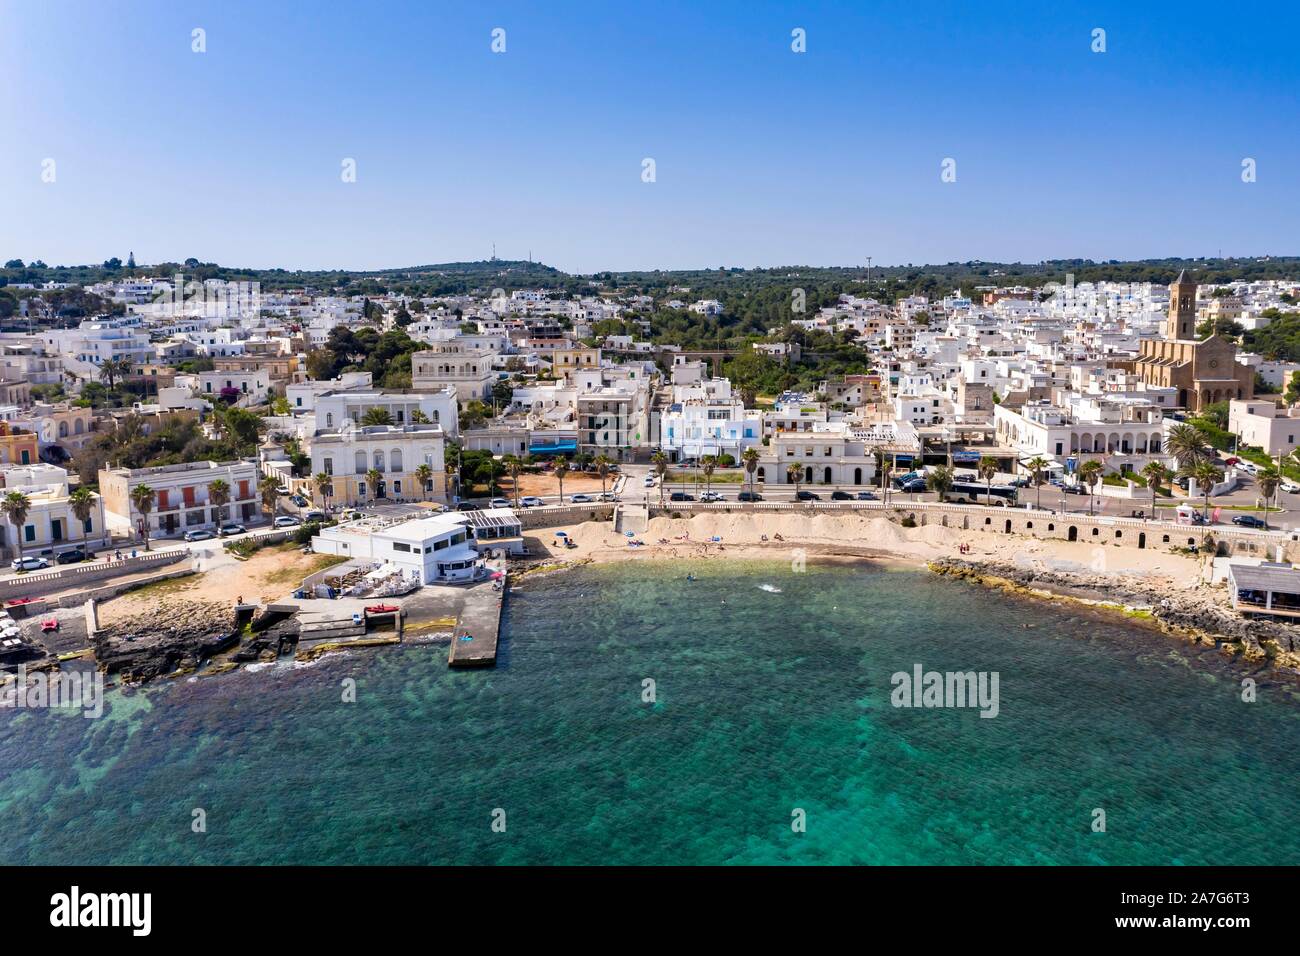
[614,503,649,535]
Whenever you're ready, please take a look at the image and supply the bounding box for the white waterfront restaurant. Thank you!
[311,510,520,584]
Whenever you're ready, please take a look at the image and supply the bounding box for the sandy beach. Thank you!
[521,511,1208,588]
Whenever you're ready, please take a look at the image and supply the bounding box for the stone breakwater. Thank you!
[928,557,1300,675]
[91,601,238,683]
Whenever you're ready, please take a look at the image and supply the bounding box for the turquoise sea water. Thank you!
[1,560,1298,865]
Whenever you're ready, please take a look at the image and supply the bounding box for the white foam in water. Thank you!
[757,584,782,593]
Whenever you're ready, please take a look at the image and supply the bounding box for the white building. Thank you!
[1228,399,1300,457]
[313,387,459,437]
[0,465,110,562]
[197,368,271,403]
[312,511,495,584]
[309,423,449,505]
[411,343,496,402]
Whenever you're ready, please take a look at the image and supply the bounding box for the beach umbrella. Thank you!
[554,531,568,537]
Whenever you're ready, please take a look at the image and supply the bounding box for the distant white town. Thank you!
[4,260,1300,676]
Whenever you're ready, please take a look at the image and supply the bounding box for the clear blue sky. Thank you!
[2,0,1297,273]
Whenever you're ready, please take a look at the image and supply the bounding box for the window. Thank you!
[24,525,35,542]
[392,542,411,553]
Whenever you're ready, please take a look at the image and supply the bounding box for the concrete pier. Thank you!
[448,574,506,667]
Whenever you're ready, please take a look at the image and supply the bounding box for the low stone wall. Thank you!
[515,504,615,530]
[50,568,198,609]
[0,550,189,601]
[648,500,1299,561]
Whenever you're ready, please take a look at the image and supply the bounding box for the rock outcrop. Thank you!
[929,557,1300,673]
[91,601,238,682]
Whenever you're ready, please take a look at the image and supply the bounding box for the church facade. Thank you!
[1132,271,1254,412]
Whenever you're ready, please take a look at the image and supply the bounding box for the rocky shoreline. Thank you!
[91,601,240,683]
[928,557,1300,675]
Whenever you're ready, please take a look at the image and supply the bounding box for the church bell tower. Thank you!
[1166,269,1197,340]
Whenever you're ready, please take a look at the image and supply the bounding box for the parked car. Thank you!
[290,495,309,508]
[55,548,90,564]
[1238,461,1259,475]
[899,479,928,494]
[643,475,655,487]
[218,523,247,537]
[598,492,620,502]
[1281,480,1300,494]
[737,491,763,502]
[273,516,301,528]
[184,529,216,542]
[1063,484,1087,495]
[1232,514,1267,528]
[700,491,725,502]
[830,490,853,500]
[570,494,594,503]
[489,498,511,508]
[855,491,878,500]
[669,492,695,502]
[795,490,821,501]
[303,510,326,522]
[275,486,290,496]
[520,496,544,507]
[10,557,49,572]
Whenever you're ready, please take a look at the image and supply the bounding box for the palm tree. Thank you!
[409,409,430,424]
[926,465,954,502]
[130,484,156,551]
[977,455,998,506]
[700,455,716,497]
[258,475,279,518]
[1191,460,1223,527]
[361,406,393,426]
[207,479,231,525]
[98,357,132,389]
[414,463,434,502]
[67,486,96,556]
[742,447,760,499]
[1142,461,1172,522]
[652,450,669,506]
[314,471,333,510]
[787,463,802,497]
[552,459,568,506]
[1025,456,1048,511]
[2,491,32,568]
[594,455,612,499]
[1166,422,1210,473]
[1077,460,1104,516]
[502,455,522,508]
[366,467,384,504]
[1256,466,1280,530]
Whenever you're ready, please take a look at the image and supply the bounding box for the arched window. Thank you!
[73,419,84,434]
[374,451,386,472]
